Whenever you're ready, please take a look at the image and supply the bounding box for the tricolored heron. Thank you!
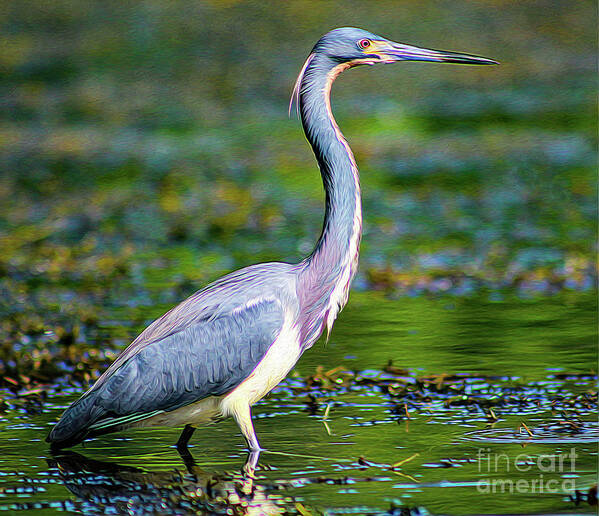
[47,28,496,457]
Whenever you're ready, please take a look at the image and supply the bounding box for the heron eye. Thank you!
[358,39,371,49]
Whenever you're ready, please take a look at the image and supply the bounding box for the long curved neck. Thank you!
[300,54,362,261]
[296,52,362,342]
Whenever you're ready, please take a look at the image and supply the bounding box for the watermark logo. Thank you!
[476,448,578,493]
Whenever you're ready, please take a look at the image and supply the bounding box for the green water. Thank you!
[1,292,596,514]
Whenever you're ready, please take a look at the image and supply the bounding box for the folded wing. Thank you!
[47,297,285,447]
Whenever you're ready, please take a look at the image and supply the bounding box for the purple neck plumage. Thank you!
[295,52,363,346]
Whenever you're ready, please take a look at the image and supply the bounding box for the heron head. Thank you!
[314,27,498,66]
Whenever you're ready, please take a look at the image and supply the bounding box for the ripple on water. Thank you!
[461,421,599,444]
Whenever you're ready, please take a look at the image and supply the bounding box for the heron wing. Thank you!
[89,262,295,393]
[83,297,285,431]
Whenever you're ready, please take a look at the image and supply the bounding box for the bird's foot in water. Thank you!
[176,446,198,478]
[243,449,261,478]
[240,449,261,494]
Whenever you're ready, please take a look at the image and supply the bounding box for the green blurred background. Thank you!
[0,1,596,323]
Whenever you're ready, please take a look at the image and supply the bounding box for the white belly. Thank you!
[220,311,301,418]
[132,396,223,428]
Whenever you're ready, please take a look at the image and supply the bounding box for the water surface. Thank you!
[1,292,596,514]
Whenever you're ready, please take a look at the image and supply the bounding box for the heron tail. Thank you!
[46,392,107,449]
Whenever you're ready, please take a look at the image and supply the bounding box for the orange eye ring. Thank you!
[358,39,371,49]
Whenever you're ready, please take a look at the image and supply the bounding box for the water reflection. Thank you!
[48,449,282,515]
[46,448,434,515]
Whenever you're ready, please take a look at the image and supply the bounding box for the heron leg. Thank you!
[232,404,262,452]
[177,445,198,477]
[242,449,261,481]
[176,424,196,451]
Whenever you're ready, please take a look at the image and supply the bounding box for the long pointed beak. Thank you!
[379,41,498,65]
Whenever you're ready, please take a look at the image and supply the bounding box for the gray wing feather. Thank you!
[89,262,297,393]
[93,298,284,419]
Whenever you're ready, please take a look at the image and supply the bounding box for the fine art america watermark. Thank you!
[476,448,578,493]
